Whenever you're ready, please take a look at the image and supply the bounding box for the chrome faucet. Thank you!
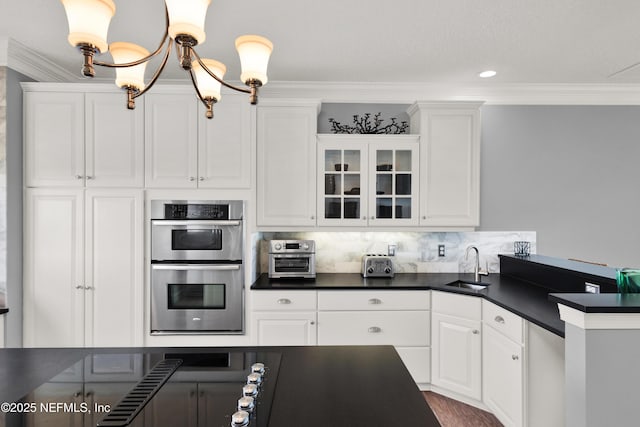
[465,245,489,282]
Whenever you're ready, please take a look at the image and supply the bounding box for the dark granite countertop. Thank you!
[549,293,640,313]
[0,346,440,427]
[0,308,7,315]
[252,272,565,337]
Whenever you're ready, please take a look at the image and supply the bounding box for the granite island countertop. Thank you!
[252,272,566,337]
[0,346,440,427]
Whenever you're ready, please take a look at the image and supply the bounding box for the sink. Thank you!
[447,281,489,290]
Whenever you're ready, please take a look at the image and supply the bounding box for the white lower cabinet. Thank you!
[252,291,318,346]
[431,291,482,401]
[317,290,431,385]
[482,300,525,427]
[24,188,144,347]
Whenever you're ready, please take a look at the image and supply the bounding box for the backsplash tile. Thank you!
[259,231,536,274]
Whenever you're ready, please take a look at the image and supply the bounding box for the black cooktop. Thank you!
[5,350,281,427]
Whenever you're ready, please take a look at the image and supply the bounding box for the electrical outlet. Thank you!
[585,282,600,294]
[438,244,445,257]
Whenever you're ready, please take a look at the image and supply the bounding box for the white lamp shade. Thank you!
[61,0,116,53]
[165,0,211,44]
[194,59,226,101]
[235,35,273,85]
[109,42,150,90]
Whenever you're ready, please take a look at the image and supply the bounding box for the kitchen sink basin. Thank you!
[447,281,489,290]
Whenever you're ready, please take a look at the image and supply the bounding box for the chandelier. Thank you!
[60,0,274,119]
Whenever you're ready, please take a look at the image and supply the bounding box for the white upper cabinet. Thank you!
[197,94,252,188]
[144,92,199,188]
[317,135,419,226]
[25,91,85,187]
[256,100,320,227]
[25,91,144,187]
[85,93,144,187]
[408,102,482,227]
[145,91,252,188]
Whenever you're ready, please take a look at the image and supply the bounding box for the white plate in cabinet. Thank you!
[317,290,430,311]
[317,311,430,346]
[251,291,317,311]
[482,300,524,344]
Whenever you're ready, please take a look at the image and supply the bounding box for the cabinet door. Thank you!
[84,190,143,347]
[254,311,317,345]
[317,138,368,226]
[24,189,84,347]
[369,137,419,226]
[257,101,319,226]
[145,93,198,188]
[198,93,252,188]
[417,106,480,226]
[24,92,85,187]
[85,93,144,187]
[431,312,482,400]
[483,324,524,427]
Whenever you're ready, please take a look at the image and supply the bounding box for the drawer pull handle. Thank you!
[368,326,382,333]
[368,298,382,305]
[277,298,292,305]
[494,315,505,324]
[472,329,480,335]
[512,355,519,361]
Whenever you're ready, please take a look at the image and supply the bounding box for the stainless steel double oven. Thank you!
[150,200,244,333]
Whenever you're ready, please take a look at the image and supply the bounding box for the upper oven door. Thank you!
[151,220,243,261]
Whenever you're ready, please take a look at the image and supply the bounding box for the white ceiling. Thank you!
[3,0,640,86]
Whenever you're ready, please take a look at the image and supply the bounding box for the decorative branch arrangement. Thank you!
[329,112,409,134]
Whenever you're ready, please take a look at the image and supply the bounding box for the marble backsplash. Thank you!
[258,231,536,275]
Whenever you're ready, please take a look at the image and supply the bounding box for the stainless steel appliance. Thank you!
[268,240,316,279]
[151,200,243,262]
[361,254,395,278]
[151,200,244,333]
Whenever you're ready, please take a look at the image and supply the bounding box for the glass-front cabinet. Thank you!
[317,135,419,226]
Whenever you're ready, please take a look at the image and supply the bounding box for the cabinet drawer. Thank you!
[482,300,524,344]
[318,290,430,311]
[252,291,317,311]
[432,291,481,320]
[317,311,430,346]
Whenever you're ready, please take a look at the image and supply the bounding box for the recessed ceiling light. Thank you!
[478,70,497,78]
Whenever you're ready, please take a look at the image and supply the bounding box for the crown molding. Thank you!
[1,37,77,82]
[261,81,640,105]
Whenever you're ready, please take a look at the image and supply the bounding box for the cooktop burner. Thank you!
[5,350,281,427]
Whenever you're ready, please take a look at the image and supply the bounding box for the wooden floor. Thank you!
[423,391,503,427]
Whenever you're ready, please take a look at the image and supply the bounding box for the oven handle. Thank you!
[151,220,242,226]
[151,264,242,271]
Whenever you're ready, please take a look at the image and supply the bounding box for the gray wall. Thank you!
[480,106,640,268]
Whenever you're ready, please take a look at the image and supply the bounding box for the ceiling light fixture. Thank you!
[60,0,273,119]
[478,70,497,78]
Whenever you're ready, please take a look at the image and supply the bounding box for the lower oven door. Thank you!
[151,264,243,333]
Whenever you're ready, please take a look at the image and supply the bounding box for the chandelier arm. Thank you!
[191,49,251,94]
[93,6,171,68]
[188,66,210,106]
[131,36,173,100]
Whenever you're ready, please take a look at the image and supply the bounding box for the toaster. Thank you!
[361,254,394,278]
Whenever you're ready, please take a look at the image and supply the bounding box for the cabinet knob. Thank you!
[368,326,382,333]
[362,216,367,220]
[310,215,315,220]
[189,176,196,181]
[75,285,83,289]
[199,177,205,181]
[494,315,505,324]
[277,298,292,305]
[84,286,94,290]
[370,216,375,220]
[310,321,315,325]
[86,175,94,180]
[512,355,519,361]
[422,216,427,220]
[472,329,480,335]
[74,175,83,180]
